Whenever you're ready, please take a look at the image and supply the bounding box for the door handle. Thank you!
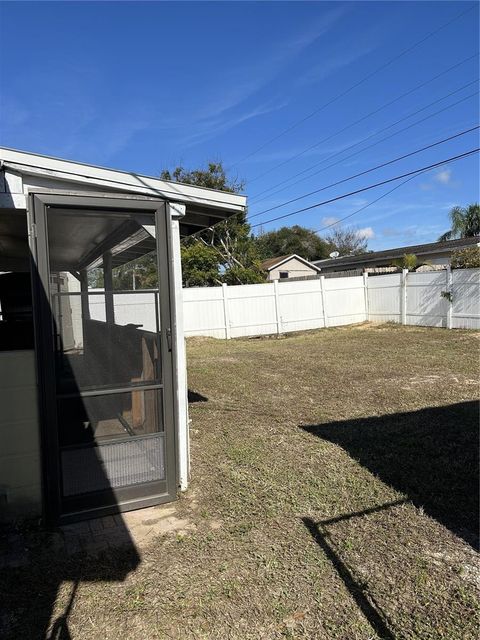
[166,327,172,352]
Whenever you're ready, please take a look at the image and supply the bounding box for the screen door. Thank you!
[30,194,177,522]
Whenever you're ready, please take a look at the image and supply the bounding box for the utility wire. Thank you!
[311,172,428,236]
[248,125,479,220]
[182,146,479,244]
[248,53,478,188]
[228,3,476,169]
[250,73,478,204]
[250,149,479,229]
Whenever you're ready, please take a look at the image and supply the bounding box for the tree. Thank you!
[438,203,480,241]
[112,253,158,290]
[255,225,331,262]
[161,163,264,285]
[450,246,480,269]
[391,253,422,271]
[325,226,369,256]
[181,243,220,287]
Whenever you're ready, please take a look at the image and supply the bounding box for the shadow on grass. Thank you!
[188,389,208,403]
[303,501,405,640]
[301,400,479,549]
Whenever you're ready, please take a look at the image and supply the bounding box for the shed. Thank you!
[0,148,246,524]
[261,254,320,281]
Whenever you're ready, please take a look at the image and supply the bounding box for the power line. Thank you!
[311,172,427,236]
[182,147,479,244]
[249,148,479,229]
[228,4,476,169]
[249,73,478,205]
[248,53,478,189]
[249,126,479,220]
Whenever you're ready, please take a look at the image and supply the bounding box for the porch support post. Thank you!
[167,202,189,492]
[103,250,114,324]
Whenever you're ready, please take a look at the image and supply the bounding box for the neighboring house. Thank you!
[261,254,321,280]
[312,237,480,274]
[0,147,246,525]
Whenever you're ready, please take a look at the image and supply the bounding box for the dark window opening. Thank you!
[279,271,289,279]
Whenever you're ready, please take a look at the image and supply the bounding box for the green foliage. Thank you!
[112,253,158,290]
[438,204,480,242]
[450,246,480,269]
[160,162,243,193]
[222,265,264,285]
[325,226,369,256]
[181,243,220,287]
[392,253,419,271]
[162,161,264,286]
[255,225,330,262]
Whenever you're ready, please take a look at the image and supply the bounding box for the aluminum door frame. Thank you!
[28,191,178,525]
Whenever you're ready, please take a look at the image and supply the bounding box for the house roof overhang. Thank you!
[0,147,247,238]
[313,237,480,270]
[260,254,321,272]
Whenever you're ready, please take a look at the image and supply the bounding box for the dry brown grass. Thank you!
[2,324,479,639]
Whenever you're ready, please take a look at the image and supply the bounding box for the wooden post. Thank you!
[103,250,115,325]
[446,265,453,329]
[273,279,281,335]
[222,282,231,340]
[320,275,328,328]
[401,269,408,325]
[363,271,369,322]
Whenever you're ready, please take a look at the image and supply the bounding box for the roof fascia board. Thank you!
[315,241,480,268]
[0,148,246,211]
[267,254,321,272]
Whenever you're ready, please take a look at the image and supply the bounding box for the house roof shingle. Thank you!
[313,237,480,269]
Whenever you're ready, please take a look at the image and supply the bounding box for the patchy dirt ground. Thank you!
[1,324,479,639]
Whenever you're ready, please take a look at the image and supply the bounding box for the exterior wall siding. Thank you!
[0,350,42,520]
[268,257,318,281]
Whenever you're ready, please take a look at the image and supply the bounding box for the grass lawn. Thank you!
[2,325,479,639]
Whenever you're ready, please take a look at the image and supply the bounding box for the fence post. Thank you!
[222,282,231,340]
[273,279,281,335]
[363,271,369,321]
[320,275,328,328]
[401,269,408,325]
[446,266,453,329]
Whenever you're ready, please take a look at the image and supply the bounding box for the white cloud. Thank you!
[357,227,375,239]
[434,169,452,185]
[322,216,340,227]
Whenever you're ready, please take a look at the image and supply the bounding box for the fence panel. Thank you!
[406,271,449,328]
[227,282,277,338]
[367,273,402,323]
[452,268,480,329]
[183,287,225,339]
[324,276,367,325]
[277,278,325,333]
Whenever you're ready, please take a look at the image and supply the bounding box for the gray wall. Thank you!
[0,350,42,520]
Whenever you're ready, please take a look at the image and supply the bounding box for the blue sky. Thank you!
[0,1,478,250]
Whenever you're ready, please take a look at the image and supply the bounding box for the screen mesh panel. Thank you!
[61,435,165,496]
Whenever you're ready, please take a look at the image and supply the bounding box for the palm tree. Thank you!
[438,203,480,242]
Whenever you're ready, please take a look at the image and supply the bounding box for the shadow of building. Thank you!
[301,401,479,549]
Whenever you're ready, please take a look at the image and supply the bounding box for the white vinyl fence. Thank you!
[183,276,367,339]
[183,267,480,338]
[83,268,479,340]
